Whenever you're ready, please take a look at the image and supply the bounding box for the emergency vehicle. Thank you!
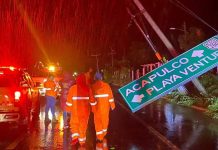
[0,66,39,125]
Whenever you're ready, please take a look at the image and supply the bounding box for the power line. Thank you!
[127,8,163,62]
[169,0,218,33]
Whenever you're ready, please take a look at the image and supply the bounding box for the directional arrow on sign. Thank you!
[131,94,144,103]
[192,50,204,58]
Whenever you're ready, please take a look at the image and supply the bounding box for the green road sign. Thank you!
[119,35,218,113]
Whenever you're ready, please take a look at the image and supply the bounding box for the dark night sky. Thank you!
[128,0,218,61]
[148,0,218,35]
[0,0,217,71]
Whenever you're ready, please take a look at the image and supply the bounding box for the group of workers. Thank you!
[43,68,115,147]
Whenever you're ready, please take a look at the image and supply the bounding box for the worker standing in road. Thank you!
[66,74,97,146]
[59,72,75,129]
[44,74,58,123]
[92,72,115,142]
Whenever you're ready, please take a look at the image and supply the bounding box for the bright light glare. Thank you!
[9,66,15,71]
[14,91,21,100]
[48,65,55,72]
[73,72,77,76]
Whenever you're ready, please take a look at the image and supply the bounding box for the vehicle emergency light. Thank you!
[14,91,21,101]
[48,65,55,72]
[9,66,15,71]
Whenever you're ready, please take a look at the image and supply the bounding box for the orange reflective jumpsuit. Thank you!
[44,79,57,121]
[44,80,57,97]
[66,74,96,145]
[92,80,115,141]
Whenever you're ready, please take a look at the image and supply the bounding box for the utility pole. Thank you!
[132,0,208,95]
[109,48,116,68]
[127,6,188,94]
[127,8,163,62]
[91,54,101,73]
[133,0,178,57]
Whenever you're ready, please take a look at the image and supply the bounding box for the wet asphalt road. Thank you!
[1,91,218,149]
[135,101,218,150]
[3,100,169,149]
[0,123,24,149]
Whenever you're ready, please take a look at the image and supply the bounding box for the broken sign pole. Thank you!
[132,0,207,94]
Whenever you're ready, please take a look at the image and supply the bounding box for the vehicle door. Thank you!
[23,73,39,116]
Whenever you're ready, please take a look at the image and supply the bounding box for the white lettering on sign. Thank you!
[126,80,151,97]
[162,80,171,88]
[132,84,141,91]
[187,65,198,72]
[148,74,156,82]
[149,74,182,95]
[126,89,134,97]
[214,50,218,56]
[193,61,204,68]
[172,62,181,68]
[125,50,218,98]
[147,57,189,83]
[180,58,189,64]
[179,69,189,75]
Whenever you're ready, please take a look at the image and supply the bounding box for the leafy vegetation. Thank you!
[199,72,218,96]
[205,97,218,119]
[176,26,218,120]
[169,91,196,106]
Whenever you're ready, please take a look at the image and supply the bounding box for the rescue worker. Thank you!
[60,72,75,129]
[44,74,58,123]
[66,74,97,146]
[92,72,115,142]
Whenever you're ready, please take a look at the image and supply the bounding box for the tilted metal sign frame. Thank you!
[119,35,218,112]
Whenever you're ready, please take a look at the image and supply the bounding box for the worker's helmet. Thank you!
[95,72,103,80]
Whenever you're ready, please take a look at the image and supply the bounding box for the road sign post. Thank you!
[119,35,218,112]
